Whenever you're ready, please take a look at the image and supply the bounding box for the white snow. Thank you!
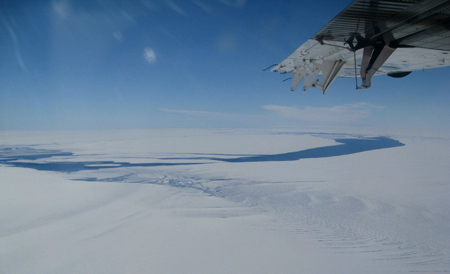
[1,129,449,273]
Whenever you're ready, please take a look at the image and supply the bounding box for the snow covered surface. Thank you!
[1,129,449,273]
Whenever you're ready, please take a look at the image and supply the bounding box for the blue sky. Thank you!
[1,0,449,133]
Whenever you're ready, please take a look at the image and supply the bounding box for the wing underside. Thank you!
[272,0,450,92]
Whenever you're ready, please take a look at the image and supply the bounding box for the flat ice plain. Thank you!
[1,129,449,273]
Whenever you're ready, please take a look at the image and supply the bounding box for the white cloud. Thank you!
[263,103,383,123]
[113,31,123,42]
[144,47,157,64]
[216,32,239,54]
[52,0,71,19]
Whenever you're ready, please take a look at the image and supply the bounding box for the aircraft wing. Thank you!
[271,0,450,93]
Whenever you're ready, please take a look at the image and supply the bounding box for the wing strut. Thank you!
[353,50,358,89]
[358,44,396,89]
[314,59,345,94]
[346,33,397,89]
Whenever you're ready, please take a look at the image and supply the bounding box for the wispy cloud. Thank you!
[162,108,240,120]
[160,108,265,125]
[191,0,214,13]
[263,103,383,123]
[166,1,188,16]
[1,14,27,72]
[161,103,382,126]
[217,0,247,8]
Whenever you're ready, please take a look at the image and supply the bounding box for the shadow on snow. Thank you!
[0,137,405,173]
[210,137,405,163]
[0,147,198,173]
